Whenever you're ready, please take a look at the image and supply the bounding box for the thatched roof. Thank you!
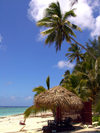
[35,86,83,111]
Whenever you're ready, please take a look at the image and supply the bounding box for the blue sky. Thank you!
[0,0,100,106]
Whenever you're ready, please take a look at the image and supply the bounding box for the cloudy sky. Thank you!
[0,0,100,106]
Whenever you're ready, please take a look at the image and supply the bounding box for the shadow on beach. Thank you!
[58,125,100,133]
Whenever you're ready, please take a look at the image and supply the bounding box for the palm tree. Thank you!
[24,76,50,119]
[24,105,46,119]
[33,76,50,96]
[73,56,100,101]
[86,36,100,58]
[61,37,100,101]
[37,2,96,59]
[65,43,84,62]
[60,71,80,94]
[32,86,46,96]
[60,59,100,101]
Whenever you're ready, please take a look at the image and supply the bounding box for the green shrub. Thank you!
[98,121,100,126]
[92,116,99,122]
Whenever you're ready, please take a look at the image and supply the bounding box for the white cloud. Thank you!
[37,27,46,41]
[25,96,32,101]
[28,0,71,21]
[91,16,100,37]
[70,0,95,30]
[57,60,75,69]
[28,0,100,37]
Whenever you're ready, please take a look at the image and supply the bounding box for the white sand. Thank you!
[0,113,100,133]
[0,112,53,133]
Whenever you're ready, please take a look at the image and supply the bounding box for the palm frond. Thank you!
[33,86,46,96]
[64,25,76,37]
[63,9,76,21]
[37,17,52,27]
[24,105,48,119]
[45,31,56,45]
[41,28,55,36]
[46,2,62,18]
[46,76,50,90]
[64,20,81,31]
[24,106,39,118]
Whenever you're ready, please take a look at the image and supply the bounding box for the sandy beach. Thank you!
[0,112,100,133]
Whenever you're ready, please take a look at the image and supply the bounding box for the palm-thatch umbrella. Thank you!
[35,86,83,122]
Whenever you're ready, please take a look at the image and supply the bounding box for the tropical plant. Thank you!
[33,86,46,96]
[24,105,48,119]
[61,37,100,101]
[46,76,50,90]
[65,43,84,62]
[74,57,100,101]
[24,76,50,119]
[86,36,100,58]
[33,76,50,96]
[60,72,80,94]
[37,2,96,59]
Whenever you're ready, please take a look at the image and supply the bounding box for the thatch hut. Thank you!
[35,86,83,122]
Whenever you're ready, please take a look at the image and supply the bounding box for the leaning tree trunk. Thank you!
[70,37,96,60]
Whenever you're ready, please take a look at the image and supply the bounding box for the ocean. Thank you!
[0,106,28,117]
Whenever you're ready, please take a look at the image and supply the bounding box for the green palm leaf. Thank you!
[33,86,46,96]
[45,31,56,45]
[24,105,48,119]
[41,28,55,36]
[63,9,76,21]
[36,1,95,59]
[46,76,50,90]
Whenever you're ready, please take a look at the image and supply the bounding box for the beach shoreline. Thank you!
[0,113,23,118]
[0,112,54,133]
[0,112,100,133]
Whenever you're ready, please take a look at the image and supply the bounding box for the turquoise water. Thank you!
[0,106,28,117]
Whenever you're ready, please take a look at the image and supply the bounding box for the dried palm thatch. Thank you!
[35,86,83,111]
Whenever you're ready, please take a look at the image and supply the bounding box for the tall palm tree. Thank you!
[65,43,84,63]
[37,2,96,59]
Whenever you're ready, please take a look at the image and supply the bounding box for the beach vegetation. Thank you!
[24,2,99,121]
[32,76,50,96]
[65,43,84,63]
[24,76,50,118]
[24,105,48,119]
[60,36,100,106]
[37,1,96,59]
